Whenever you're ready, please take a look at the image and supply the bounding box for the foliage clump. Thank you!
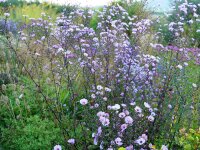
[1,115,62,150]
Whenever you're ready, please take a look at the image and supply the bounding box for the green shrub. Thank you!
[176,128,200,150]
[1,115,62,150]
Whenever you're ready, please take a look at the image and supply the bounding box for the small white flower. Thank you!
[97,85,103,90]
[4,13,10,17]
[161,145,168,150]
[53,145,62,150]
[96,91,100,95]
[93,37,98,42]
[83,53,88,57]
[41,12,46,16]
[188,20,194,24]
[21,37,27,41]
[141,134,148,141]
[65,50,71,55]
[135,138,145,145]
[115,137,123,146]
[107,105,112,110]
[97,111,105,117]
[100,91,104,95]
[168,104,172,109]
[121,104,126,107]
[91,94,96,99]
[67,139,75,144]
[151,112,156,116]
[118,112,126,118]
[184,62,188,66]
[0,0,6,3]
[148,115,154,122]
[190,105,194,109]
[144,102,151,108]
[112,104,120,110]
[113,42,119,47]
[149,143,153,149]
[124,110,129,115]
[99,116,110,126]
[57,48,64,53]
[125,116,133,124]
[177,65,183,70]
[120,124,128,131]
[138,113,144,118]
[144,64,149,68]
[126,145,133,150]
[41,36,45,41]
[105,87,111,92]
[130,102,136,106]
[192,83,197,88]
[80,98,88,105]
[135,106,142,113]
[120,92,124,96]
[19,94,23,99]
[35,53,41,56]
[149,108,153,112]
[94,103,99,108]
[103,97,107,101]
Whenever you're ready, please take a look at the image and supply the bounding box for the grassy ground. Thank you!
[0,1,77,22]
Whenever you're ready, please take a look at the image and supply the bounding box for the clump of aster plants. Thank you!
[0,1,199,150]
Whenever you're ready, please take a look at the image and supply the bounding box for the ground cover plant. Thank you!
[0,0,199,149]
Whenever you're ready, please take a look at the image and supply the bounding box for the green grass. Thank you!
[9,3,59,21]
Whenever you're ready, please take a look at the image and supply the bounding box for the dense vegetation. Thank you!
[0,0,199,150]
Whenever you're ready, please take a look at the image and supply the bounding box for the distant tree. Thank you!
[111,0,150,19]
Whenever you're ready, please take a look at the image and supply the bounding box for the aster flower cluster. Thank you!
[14,6,162,148]
[2,1,199,150]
